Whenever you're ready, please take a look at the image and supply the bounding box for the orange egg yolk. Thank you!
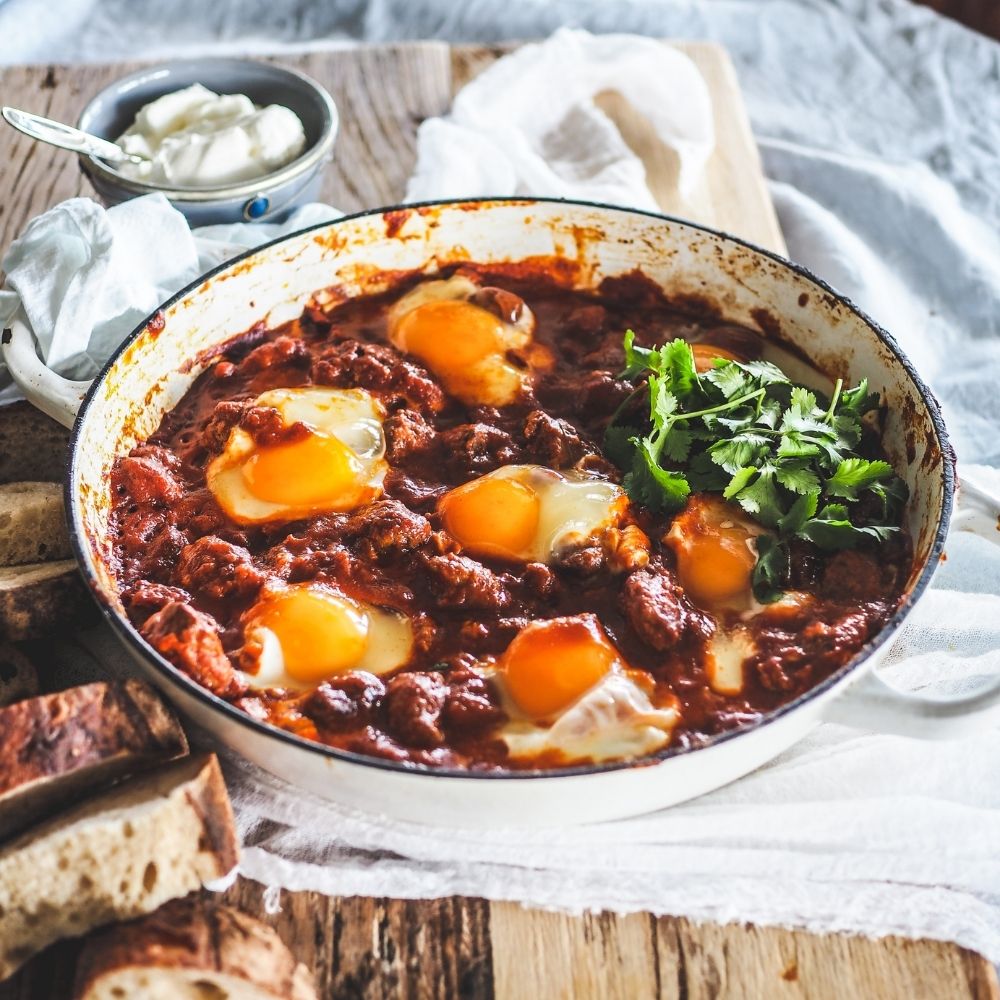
[394,300,505,375]
[500,615,621,718]
[440,476,541,560]
[665,495,759,607]
[691,343,741,373]
[241,432,366,507]
[253,589,369,683]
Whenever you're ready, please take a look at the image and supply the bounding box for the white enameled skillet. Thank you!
[5,198,1000,827]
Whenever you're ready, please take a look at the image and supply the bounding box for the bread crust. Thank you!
[0,559,93,640]
[0,401,70,485]
[0,754,240,982]
[0,642,38,707]
[0,680,189,840]
[73,897,318,1000]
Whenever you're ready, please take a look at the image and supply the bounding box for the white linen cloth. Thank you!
[3,12,1000,961]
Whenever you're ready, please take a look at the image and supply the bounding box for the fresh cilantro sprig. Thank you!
[605,332,908,602]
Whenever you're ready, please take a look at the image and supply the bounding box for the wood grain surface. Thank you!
[0,42,996,1000]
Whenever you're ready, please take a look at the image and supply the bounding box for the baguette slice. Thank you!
[0,679,189,841]
[0,753,239,982]
[0,642,38,707]
[74,897,318,1000]
[0,559,92,640]
[0,400,70,484]
[0,481,72,565]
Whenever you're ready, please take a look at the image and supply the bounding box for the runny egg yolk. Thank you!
[393,299,505,374]
[251,588,369,683]
[665,494,762,608]
[241,433,364,507]
[500,615,623,719]
[439,476,540,561]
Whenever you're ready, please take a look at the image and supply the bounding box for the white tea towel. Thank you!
[0,195,340,403]
[4,15,1000,961]
[405,28,714,207]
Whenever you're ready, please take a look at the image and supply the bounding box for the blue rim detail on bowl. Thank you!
[64,196,955,782]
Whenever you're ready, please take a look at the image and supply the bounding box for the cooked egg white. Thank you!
[489,614,679,764]
[207,386,387,525]
[387,275,539,406]
[439,464,628,564]
[241,584,412,691]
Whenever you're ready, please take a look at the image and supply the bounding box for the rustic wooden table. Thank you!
[0,42,997,1000]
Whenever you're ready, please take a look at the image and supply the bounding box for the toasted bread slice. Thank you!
[0,481,72,565]
[0,754,239,982]
[0,680,189,841]
[0,559,92,640]
[0,400,70,484]
[74,897,318,1000]
[0,642,38,707]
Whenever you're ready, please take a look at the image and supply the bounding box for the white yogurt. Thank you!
[115,83,307,187]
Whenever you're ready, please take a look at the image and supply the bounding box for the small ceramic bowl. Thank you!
[76,58,338,226]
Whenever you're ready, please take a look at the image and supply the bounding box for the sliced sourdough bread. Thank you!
[0,400,70,485]
[0,753,239,983]
[0,481,72,565]
[0,642,38,707]
[73,897,318,1000]
[0,679,189,841]
[0,558,92,640]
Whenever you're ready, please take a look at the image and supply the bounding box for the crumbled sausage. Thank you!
[141,602,241,697]
[439,423,520,475]
[342,499,431,558]
[565,303,608,338]
[113,447,184,506]
[603,524,651,573]
[523,562,559,599]
[421,553,512,611]
[123,580,193,621]
[312,340,445,413]
[384,409,437,463]
[442,669,504,732]
[302,671,387,732]
[621,564,715,650]
[239,405,310,447]
[176,536,266,602]
[239,335,311,373]
[386,671,447,747]
[522,410,590,468]
[201,400,246,454]
[557,542,606,576]
[820,550,890,603]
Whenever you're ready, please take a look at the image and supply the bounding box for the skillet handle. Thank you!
[825,467,1000,738]
[1,317,90,429]
[823,670,1000,739]
[952,466,1000,547]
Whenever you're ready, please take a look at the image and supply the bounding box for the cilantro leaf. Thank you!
[723,466,757,499]
[623,438,690,513]
[752,534,788,603]
[775,460,821,495]
[603,424,638,467]
[778,490,819,534]
[826,457,894,500]
[733,464,784,528]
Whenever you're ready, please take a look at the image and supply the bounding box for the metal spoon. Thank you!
[1,106,149,165]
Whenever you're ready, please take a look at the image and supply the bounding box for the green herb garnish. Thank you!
[605,332,908,602]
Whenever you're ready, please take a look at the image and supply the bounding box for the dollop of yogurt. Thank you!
[115,83,307,187]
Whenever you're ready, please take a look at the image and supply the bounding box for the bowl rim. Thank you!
[66,196,955,783]
[75,57,338,202]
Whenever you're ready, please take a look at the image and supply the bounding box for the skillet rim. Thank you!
[65,195,955,782]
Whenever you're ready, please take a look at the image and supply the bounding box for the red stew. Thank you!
[108,266,909,771]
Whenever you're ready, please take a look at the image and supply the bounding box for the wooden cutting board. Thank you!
[0,43,995,1000]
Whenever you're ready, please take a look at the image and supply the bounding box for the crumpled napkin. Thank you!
[0,194,340,404]
[406,27,714,207]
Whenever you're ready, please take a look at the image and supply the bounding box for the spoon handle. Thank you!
[1,106,143,164]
